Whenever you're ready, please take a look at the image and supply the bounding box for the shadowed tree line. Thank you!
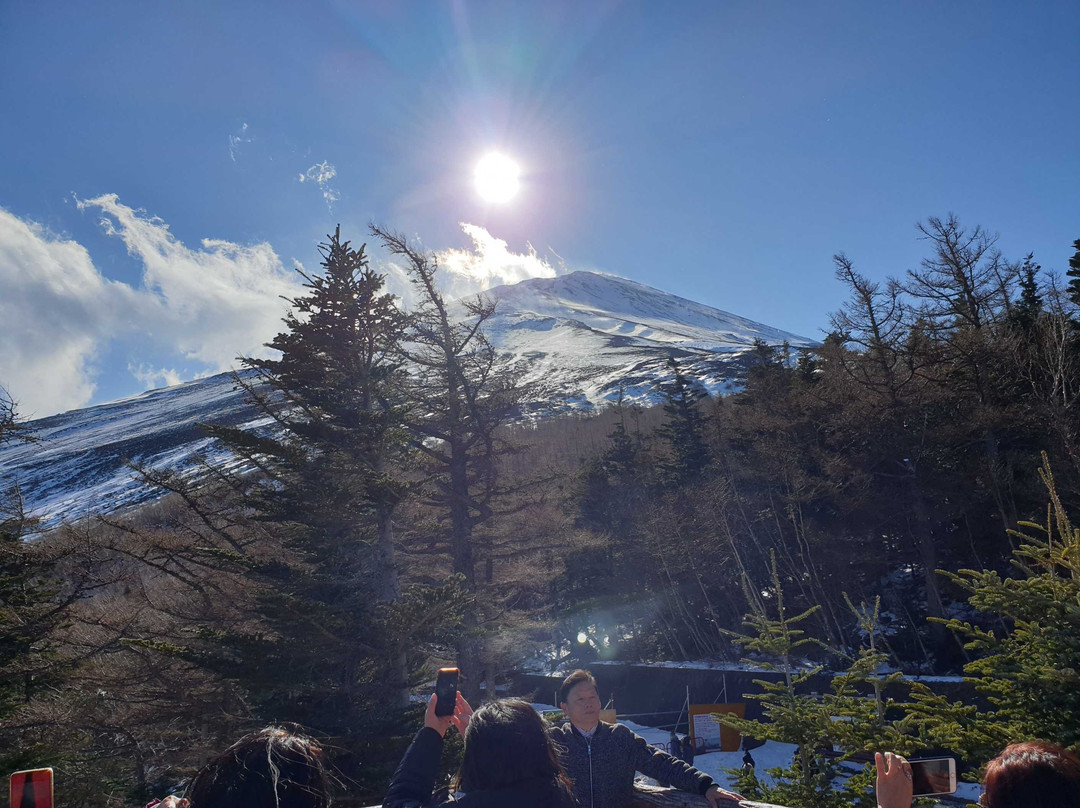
[565,217,1080,670]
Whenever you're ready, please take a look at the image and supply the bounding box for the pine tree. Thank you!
[1065,239,1080,312]
[371,224,523,702]
[578,389,644,536]
[719,564,959,808]
[1006,254,1043,335]
[656,357,710,484]
[132,229,464,797]
[235,225,411,609]
[935,454,1080,760]
[718,558,862,808]
[0,391,61,772]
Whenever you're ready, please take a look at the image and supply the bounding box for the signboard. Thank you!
[688,703,745,752]
[9,768,54,808]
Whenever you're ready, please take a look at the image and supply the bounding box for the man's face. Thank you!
[561,681,601,731]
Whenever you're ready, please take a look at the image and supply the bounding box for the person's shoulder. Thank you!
[606,722,640,743]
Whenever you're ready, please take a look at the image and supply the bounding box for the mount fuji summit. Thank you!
[0,270,814,529]
[483,270,813,412]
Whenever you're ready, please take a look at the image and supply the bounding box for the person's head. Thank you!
[456,699,572,798]
[559,669,600,731]
[185,727,331,808]
[982,742,1080,808]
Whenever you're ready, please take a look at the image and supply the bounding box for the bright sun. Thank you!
[474,152,521,203]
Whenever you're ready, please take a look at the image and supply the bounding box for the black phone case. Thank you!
[435,671,458,717]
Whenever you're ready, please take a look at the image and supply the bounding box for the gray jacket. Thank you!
[550,722,714,808]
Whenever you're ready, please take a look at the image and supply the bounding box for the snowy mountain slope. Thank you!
[0,372,267,530]
[0,270,814,529]
[481,271,813,412]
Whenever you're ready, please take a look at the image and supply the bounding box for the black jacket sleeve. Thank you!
[383,727,445,808]
[623,726,714,795]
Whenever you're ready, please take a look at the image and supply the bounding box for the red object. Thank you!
[9,768,54,808]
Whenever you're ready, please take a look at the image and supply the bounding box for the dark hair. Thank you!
[559,669,596,705]
[455,699,574,800]
[982,742,1080,808]
[185,727,332,808]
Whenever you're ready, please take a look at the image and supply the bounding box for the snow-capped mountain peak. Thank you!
[1,270,814,529]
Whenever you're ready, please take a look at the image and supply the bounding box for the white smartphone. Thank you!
[910,757,957,796]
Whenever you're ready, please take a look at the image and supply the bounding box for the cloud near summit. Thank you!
[382,222,562,307]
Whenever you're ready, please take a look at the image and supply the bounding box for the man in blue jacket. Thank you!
[550,669,745,808]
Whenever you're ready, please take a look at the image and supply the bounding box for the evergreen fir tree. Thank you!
[136,229,464,797]
[718,559,860,808]
[656,357,710,484]
[935,454,1080,760]
[720,561,963,808]
[0,392,61,772]
[1065,238,1080,312]
[578,388,644,536]
[1006,254,1043,335]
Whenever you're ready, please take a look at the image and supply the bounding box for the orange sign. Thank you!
[688,703,745,752]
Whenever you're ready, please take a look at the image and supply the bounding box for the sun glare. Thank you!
[474,152,521,203]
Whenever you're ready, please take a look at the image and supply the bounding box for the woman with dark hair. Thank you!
[875,743,1080,808]
[383,693,577,807]
[148,727,332,808]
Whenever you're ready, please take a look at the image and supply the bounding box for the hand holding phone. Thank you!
[909,757,957,796]
[875,752,913,808]
[425,670,472,738]
[10,768,54,808]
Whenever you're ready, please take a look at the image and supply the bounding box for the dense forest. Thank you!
[3,218,1080,806]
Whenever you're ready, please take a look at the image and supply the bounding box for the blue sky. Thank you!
[1,1,1078,417]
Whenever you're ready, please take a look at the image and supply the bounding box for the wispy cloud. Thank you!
[298,160,340,212]
[77,193,299,370]
[440,223,560,290]
[0,198,301,417]
[128,363,184,391]
[381,222,563,308]
[227,122,252,162]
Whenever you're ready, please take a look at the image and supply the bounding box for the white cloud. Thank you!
[298,160,340,212]
[0,207,143,417]
[77,193,299,371]
[0,197,300,417]
[128,363,184,391]
[381,222,562,308]
[227,122,252,162]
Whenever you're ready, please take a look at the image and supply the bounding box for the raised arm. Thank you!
[383,692,473,808]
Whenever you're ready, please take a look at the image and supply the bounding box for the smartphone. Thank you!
[910,757,957,796]
[434,667,459,717]
[10,768,54,808]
